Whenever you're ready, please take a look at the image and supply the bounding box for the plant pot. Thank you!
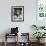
[37,39,45,44]
[37,39,40,43]
[40,38,45,43]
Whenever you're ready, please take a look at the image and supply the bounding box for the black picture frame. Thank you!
[11,6,24,22]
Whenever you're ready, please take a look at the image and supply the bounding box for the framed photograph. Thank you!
[11,6,24,22]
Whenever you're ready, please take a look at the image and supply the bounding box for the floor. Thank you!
[0,42,46,46]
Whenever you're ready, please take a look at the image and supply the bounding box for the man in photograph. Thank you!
[14,8,22,19]
[11,6,24,22]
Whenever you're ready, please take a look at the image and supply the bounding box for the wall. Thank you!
[0,0,36,42]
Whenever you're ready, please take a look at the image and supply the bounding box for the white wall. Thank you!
[0,0,36,33]
[0,0,37,42]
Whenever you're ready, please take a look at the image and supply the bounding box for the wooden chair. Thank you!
[4,33,18,46]
[18,33,30,46]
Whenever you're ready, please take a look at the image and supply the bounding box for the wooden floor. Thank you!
[0,42,46,46]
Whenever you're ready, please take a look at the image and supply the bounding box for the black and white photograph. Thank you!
[11,6,24,22]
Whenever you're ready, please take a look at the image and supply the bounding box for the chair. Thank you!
[18,33,30,46]
[4,33,18,46]
[4,27,19,46]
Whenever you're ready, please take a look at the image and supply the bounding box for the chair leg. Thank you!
[4,41,7,46]
[4,33,7,46]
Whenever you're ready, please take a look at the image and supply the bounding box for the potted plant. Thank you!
[32,24,45,30]
[32,25,39,30]
[33,32,46,43]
